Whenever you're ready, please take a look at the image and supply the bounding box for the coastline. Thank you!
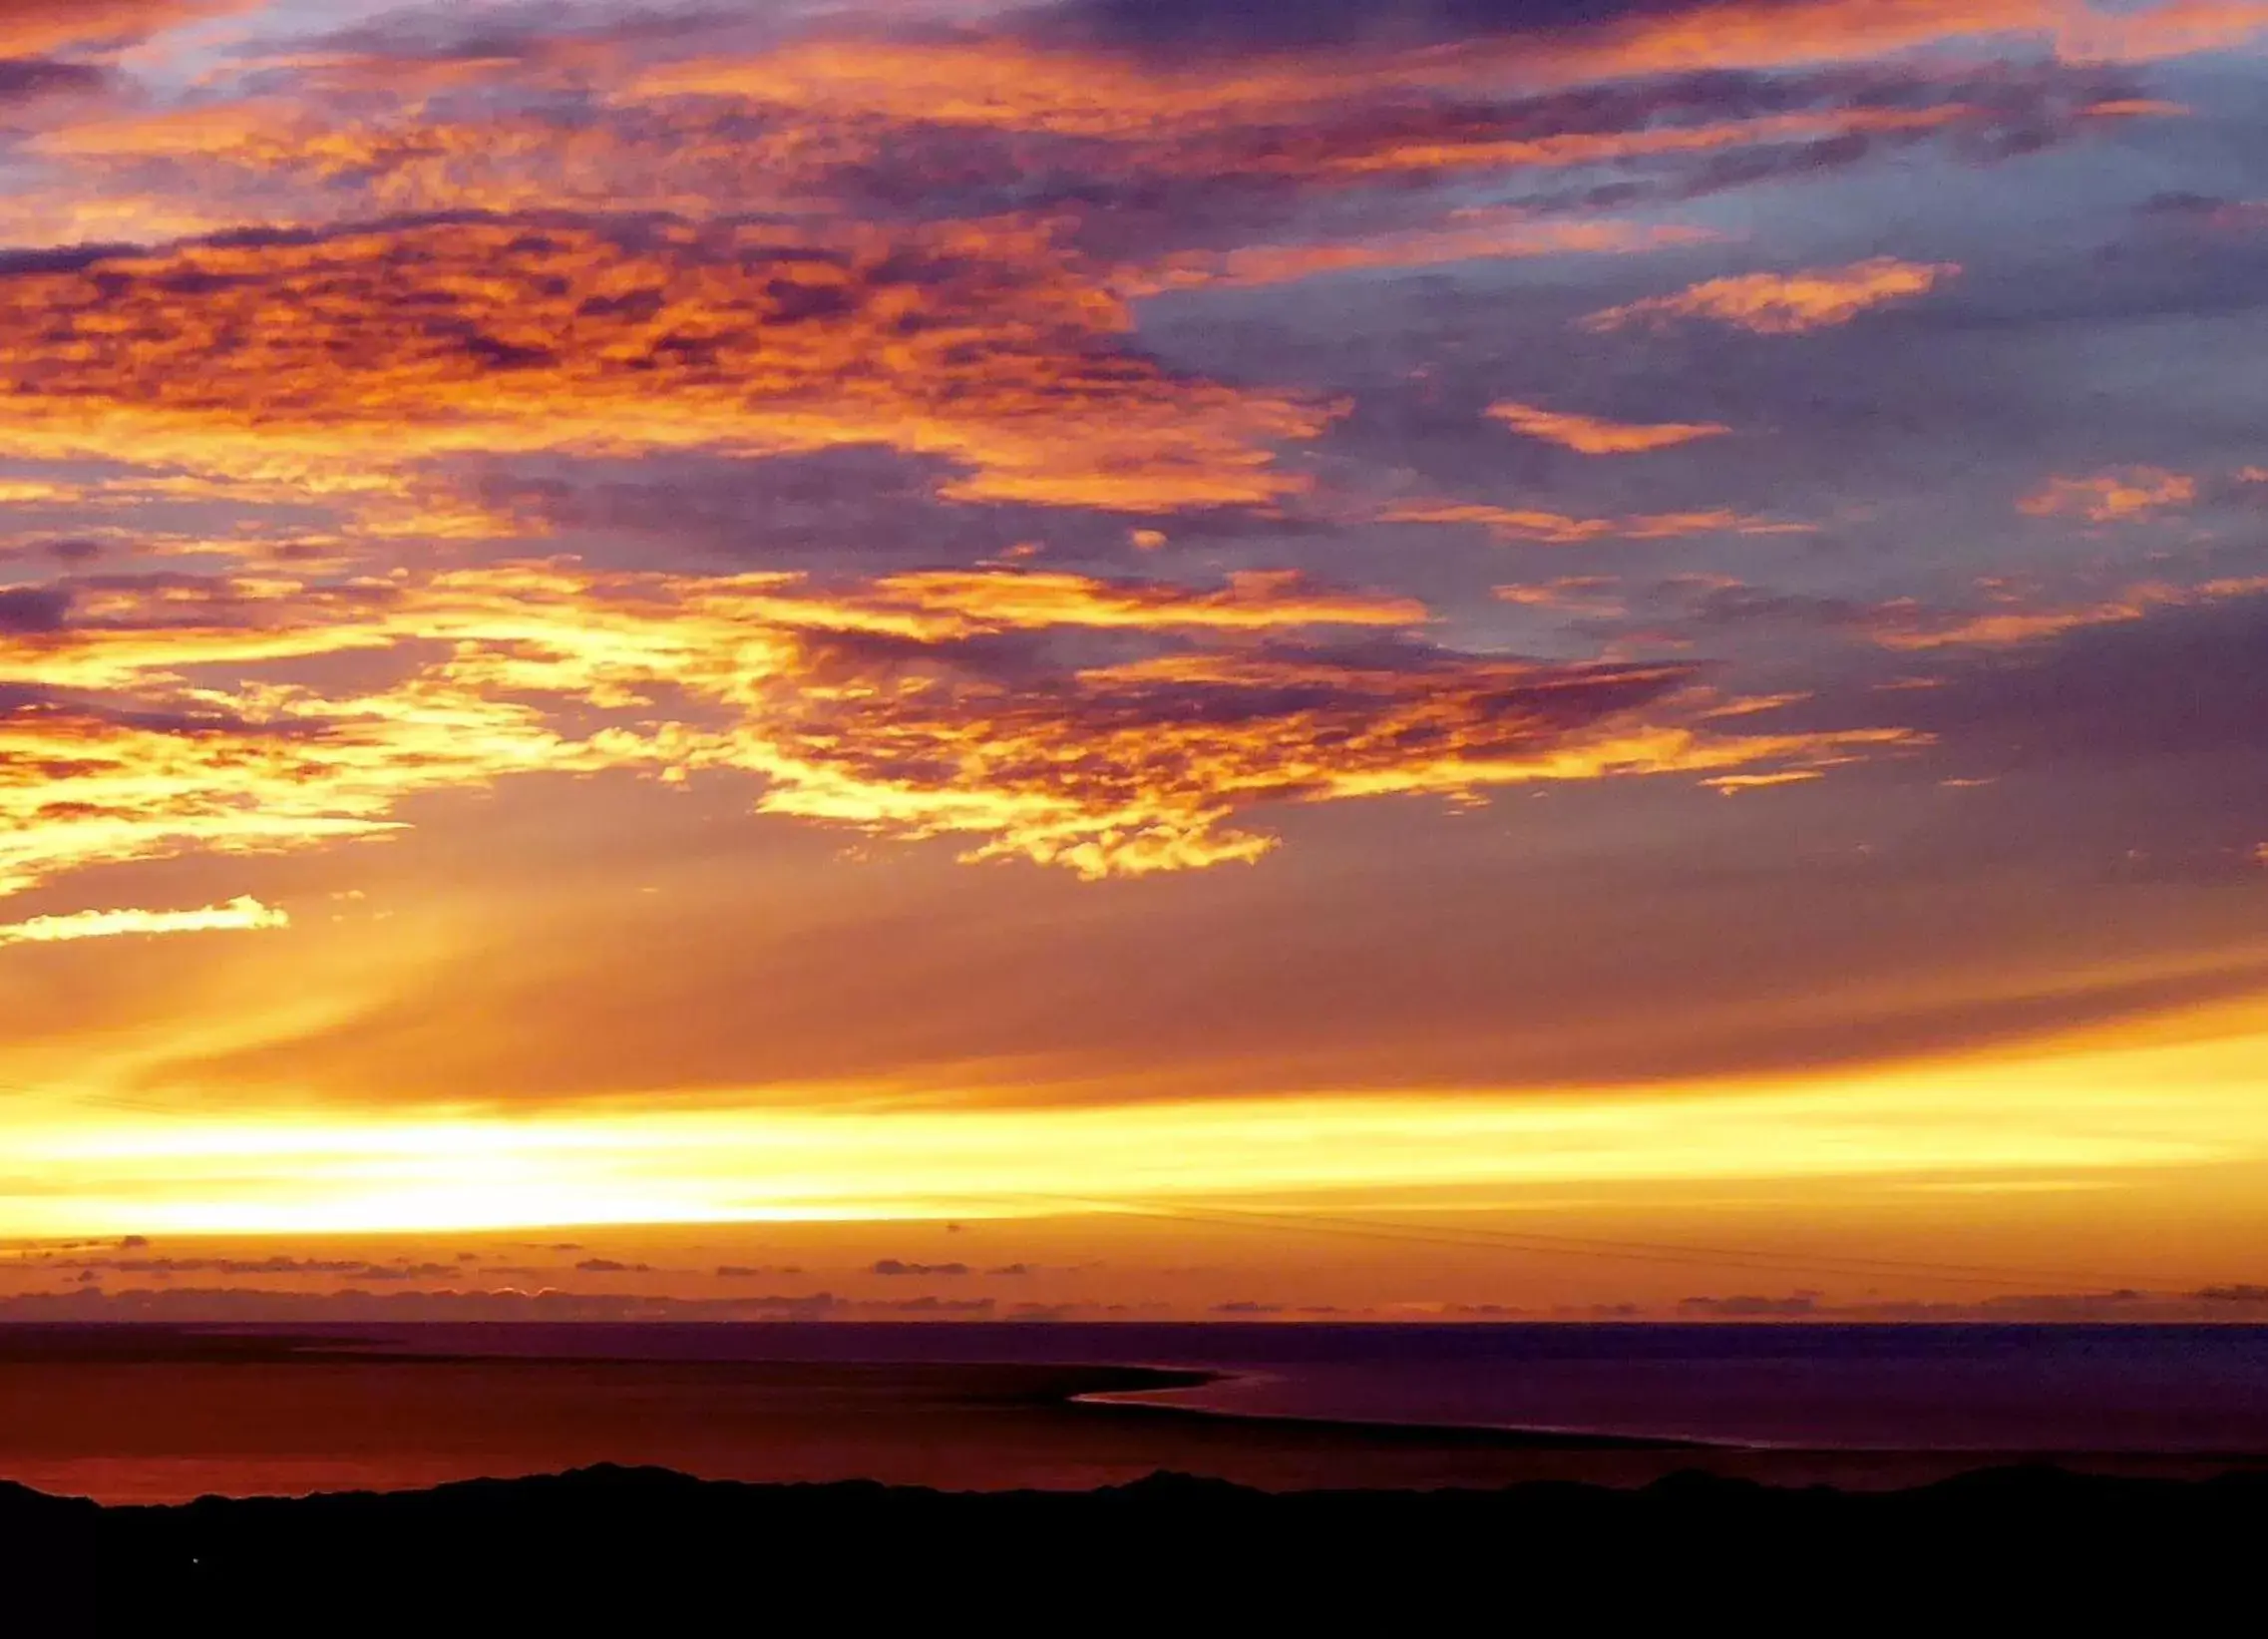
[11,1323,2268,1503]
[1069,1370,1712,1450]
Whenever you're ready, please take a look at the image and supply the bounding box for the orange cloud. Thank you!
[1579,257,1961,334]
[0,216,1330,513]
[717,646,1915,878]
[28,102,299,162]
[1384,502,1810,543]
[1312,105,1978,177]
[1867,576,2268,648]
[1701,770,1828,792]
[2051,0,2268,61]
[0,663,608,902]
[624,37,1348,139]
[1487,401,1731,455]
[1523,0,2268,80]
[1492,579,1626,615]
[2078,98,2193,118]
[14,90,905,234]
[0,562,1915,894]
[857,570,1423,633]
[0,895,286,949]
[618,11,2263,146]
[0,7,2158,265]
[0,0,228,55]
[0,479,83,504]
[1119,214,1719,296]
[7,19,2123,252]
[2018,467,2199,521]
[0,565,1420,698]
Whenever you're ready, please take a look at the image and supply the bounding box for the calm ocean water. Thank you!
[12,1323,2268,1500]
[336,1321,2268,1452]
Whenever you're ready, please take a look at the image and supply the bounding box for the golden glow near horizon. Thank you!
[3,0,2267,1316]
[7,997,2265,1239]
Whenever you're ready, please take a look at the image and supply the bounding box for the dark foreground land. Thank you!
[8,1462,2264,1629]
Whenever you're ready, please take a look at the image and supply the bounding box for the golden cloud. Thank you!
[624,36,1351,138]
[1579,257,1961,334]
[0,895,286,948]
[0,216,1330,512]
[733,651,1916,878]
[1382,502,1811,543]
[1118,213,1720,296]
[1306,105,1979,178]
[1867,576,2268,648]
[0,0,230,55]
[1491,578,1626,615]
[2018,467,2199,521]
[1487,401,1731,455]
[620,10,2258,144]
[0,562,1918,895]
[6,11,2141,251]
[1522,0,2268,81]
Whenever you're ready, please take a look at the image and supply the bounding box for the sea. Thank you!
[9,1323,2268,1501]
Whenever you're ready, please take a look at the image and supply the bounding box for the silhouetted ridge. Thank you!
[14,1463,2264,1627]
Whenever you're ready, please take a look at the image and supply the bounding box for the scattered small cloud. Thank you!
[0,896,287,950]
[1580,258,1959,334]
[1384,501,1812,544]
[865,1295,994,1314]
[37,1255,462,1281]
[2018,466,2198,522]
[1677,1292,1822,1318]
[1487,400,1730,455]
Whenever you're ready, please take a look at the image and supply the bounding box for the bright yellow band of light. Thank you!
[5,1002,2264,1236]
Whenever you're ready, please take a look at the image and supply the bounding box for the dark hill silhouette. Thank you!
[5,1462,2261,1629]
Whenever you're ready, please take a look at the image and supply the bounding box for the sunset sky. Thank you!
[2,0,2267,1320]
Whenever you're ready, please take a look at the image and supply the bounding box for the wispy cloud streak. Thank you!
[0,895,287,948]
